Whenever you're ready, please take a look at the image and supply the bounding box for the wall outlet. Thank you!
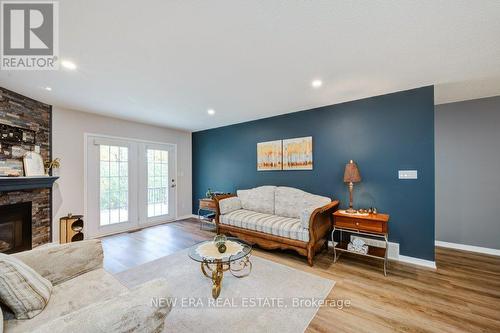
[34,145,40,153]
[398,170,417,179]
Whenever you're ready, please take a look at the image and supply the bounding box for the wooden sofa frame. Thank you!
[214,194,339,266]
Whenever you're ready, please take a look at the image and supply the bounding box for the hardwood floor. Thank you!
[101,219,212,274]
[101,218,500,333]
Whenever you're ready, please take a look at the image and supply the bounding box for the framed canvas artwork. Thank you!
[23,151,46,176]
[283,136,313,170]
[257,140,282,171]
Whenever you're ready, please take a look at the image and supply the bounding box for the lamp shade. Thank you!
[343,160,361,183]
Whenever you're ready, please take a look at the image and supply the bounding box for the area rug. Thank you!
[115,249,334,333]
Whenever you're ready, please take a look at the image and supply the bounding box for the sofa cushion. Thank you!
[275,187,331,219]
[4,268,127,333]
[0,253,53,320]
[13,240,104,286]
[220,209,309,242]
[237,186,276,214]
[29,279,171,333]
[218,197,242,215]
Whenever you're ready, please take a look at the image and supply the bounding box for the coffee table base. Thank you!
[200,256,252,298]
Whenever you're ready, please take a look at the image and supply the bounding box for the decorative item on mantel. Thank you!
[44,158,61,176]
[343,160,362,214]
[4,171,22,177]
[0,123,36,146]
[23,151,45,176]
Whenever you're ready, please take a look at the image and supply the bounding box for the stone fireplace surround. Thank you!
[0,190,50,251]
[0,87,52,252]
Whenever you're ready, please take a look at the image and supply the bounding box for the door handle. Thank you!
[171,184,176,188]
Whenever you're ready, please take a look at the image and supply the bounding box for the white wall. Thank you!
[51,107,192,241]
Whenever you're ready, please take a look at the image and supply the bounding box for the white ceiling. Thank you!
[1,0,500,131]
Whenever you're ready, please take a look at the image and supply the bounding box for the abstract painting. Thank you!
[257,140,282,171]
[283,136,313,170]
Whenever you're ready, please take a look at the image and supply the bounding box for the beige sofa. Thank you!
[216,186,339,266]
[1,240,171,333]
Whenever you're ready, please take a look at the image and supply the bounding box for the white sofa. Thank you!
[216,186,339,266]
[1,240,171,333]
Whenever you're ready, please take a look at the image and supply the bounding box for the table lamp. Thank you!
[343,160,361,213]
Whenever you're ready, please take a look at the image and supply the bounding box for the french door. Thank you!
[86,135,176,238]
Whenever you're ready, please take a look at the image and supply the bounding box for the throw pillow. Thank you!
[237,186,276,214]
[0,253,53,320]
[218,197,242,215]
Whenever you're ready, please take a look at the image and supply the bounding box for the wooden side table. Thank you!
[332,210,390,276]
[59,214,84,243]
[198,198,217,230]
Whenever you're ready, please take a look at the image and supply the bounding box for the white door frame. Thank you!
[84,133,178,238]
[85,135,139,237]
[139,142,177,226]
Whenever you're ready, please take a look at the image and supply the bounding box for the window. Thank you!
[147,149,169,217]
[100,145,128,225]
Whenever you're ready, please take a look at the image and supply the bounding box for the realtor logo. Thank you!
[1,1,59,70]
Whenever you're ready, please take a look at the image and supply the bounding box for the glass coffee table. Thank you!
[188,237,252,299]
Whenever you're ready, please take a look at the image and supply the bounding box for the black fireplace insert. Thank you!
[0,202,32,254]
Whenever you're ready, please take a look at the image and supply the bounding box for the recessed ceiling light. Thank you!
[61,60,77,70]
[44,87,52,91]
[207,109,215,115]
[311,79,323,88]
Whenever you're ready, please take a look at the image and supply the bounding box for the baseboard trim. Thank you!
[176,214,198,220]
[91,215,197,239]
[91,218,175,239]
[397,255,437,269]
[435,240,500,256]
[327,241,436,270]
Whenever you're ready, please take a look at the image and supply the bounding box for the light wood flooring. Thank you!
[101,218,500,333]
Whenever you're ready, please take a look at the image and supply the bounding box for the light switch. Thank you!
[34,145,40,153]
[398,170,418,179]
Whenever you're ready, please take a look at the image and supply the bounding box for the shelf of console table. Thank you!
[0,176,59,192]
[334,241,387,260]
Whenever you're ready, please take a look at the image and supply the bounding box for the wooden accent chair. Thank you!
[214,186,339,266]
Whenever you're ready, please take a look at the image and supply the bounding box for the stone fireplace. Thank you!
[0,202,32,253]
[1,87,54,252]
[0,188,52,252]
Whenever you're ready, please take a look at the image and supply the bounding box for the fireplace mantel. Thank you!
[0,176,59,192]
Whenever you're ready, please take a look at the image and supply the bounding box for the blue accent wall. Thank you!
[192,86,435,261]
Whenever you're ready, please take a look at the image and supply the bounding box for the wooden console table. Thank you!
[198,198,217,230]
[332,210,390,276]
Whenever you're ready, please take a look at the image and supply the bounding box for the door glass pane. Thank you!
[147,149,168,217]
[100,145,128,225]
